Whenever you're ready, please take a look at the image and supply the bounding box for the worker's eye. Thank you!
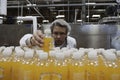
[53,32,66,35]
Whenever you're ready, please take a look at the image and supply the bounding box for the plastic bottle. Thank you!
[69,50,85,80]
[0,47,13,80]
[116,50,120,66]
[35,51,50,80]
[11,46,25,80]
[42,28,54,53]
[86,49,98,80]
[52,52,68,80]
[19,49,35,80]
[96,48,105,80]
[103,50,119,80]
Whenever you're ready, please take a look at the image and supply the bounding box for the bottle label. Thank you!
[73,72,85,80]
[0,67,4,78]
[111,74,120,80]
[40,73,62,80]
[97,71,105,80]
[23,71,33,80]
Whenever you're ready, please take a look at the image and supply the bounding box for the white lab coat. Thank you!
[19,34,77,48]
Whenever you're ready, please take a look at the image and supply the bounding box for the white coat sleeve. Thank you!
[19,34,33,47]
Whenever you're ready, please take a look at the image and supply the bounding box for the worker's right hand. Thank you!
[30,30,44,47]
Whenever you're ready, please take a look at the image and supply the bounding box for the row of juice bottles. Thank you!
[0,46,120,80]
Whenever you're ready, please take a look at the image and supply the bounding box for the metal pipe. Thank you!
[17,16,37,33]
[25,0,45,19]
[7,3,117,8]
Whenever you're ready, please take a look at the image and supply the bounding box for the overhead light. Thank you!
[56,15,65,18]
[42,20,49,23]
[0,16,3,19]
[92,15,100,18]
[17,20,23,24]
[86,15,89,18]
[77,19,82,22]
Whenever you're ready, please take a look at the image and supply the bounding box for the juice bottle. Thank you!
[96,48,106,80]
[19,49,35,80]
[69,50,86,80]
[35,51,50,80]
[49,50,56,65]
[11,46,25,80]
[42,28,54,53]
[116,50,120,79]
[52,51,68,80]
[86,49,98,80]
[102,50,119,80]
[0,47,13,80]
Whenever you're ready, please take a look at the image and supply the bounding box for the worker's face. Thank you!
[52,26,67,46]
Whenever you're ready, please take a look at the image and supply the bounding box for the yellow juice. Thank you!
[86,50,99,80]
[11,61,20,80]
[19,62,35,80]
[11,47,25,80]
[11,57,23,80]
[69,61,86,80]
[52,62,68,80]
[97,54,105,80]
[34,51,51,80]
[35,62,51,80]
[103,51,119,80]
[43,37,53,53]
[0,61,12,80]
[0,47,13,80]
[69,50,86,80]
[18,49,35,80]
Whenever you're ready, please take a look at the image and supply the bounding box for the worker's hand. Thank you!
[30,30,44,47]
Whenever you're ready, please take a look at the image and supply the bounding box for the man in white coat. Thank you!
[19,19,77,49]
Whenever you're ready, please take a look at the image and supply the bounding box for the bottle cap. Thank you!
[49,50,56,57]
[116,51,120,57]
[88,50,97,60]
[24,49,34,59]
[103,50,117,61]
[38,52,48,60]
[36,50,44,55]
[55,52,65,60]
[72,51,84,60]
[2,47,13,57]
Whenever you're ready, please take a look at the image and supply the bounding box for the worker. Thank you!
[19,19,77,49]
[98,5,118,24]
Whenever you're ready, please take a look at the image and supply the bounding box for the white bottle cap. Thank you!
[116,51,120,57]
[24,49,34,59]
[38,52,48,60]
[15,47,24,57]
[55,52,65,60]
[36,50,44,55]
[49,50,56,58]
[88,50,97,60]
[95,48,105,54]
[72,50,85,60]
[61,47,69,52]
[2,47,13,57]
[103,51,117,61]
